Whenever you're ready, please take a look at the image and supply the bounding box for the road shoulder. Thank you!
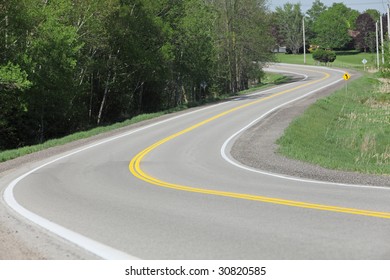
[230,70,390,187]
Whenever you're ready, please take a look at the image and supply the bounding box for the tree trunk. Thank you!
[181,85,188,104]
[138,82,143,114]
[97,71,111,125]
[88,72,94,122]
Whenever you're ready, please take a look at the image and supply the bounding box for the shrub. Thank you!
[312,49,337,64]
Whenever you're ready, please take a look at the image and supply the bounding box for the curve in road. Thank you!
[4,64,390,260]
[129,67,390,219]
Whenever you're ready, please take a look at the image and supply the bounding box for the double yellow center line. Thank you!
[129,69,390,219]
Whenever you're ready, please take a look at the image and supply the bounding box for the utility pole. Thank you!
[380,15,385,64]
[388,4,390,41]
[302,16,306,64]
[376,21,380,69]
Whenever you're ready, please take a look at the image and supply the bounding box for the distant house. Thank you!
[272,46,287,53]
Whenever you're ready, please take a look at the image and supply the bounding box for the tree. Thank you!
[306,0,327,21]
[23,0,84,141]
[305,0,327,43]
[106,0,169,118]
[313,3,358,49]
[0,0,276,151]
[274,3,303,54]
[0,0,36,149]
[213,0,274,93]
[355,13,376,52]
[365,9,380,21]
[171,0,216,103]
[0,63,32,149]
[270,12,284,51]
[66,0,119,126]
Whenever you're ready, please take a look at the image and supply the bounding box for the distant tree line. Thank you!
[272,0,383,53]
[0,0,275,150]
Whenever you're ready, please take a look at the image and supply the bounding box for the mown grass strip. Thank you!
[276,51,377,70]
[277,73,390,175]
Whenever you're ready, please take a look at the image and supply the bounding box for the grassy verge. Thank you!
[276,51,377,70]
[0,112,164,162]
[277,73,390,175]
[0,72,284,163]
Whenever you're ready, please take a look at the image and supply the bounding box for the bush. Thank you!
[312,49,337,63]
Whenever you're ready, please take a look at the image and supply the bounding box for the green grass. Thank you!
[276,51,377,70]
[0,73,285,163]
[277,73,390,175]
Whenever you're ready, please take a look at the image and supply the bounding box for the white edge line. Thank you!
[3,104,226,260]
[2,76,309,260]
[221,66,390,191]
[3,183,135,260]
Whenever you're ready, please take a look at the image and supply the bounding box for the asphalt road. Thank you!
[3,64,390,259]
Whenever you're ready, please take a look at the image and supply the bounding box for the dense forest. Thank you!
[0,0,275,150]
[0,0,384,151]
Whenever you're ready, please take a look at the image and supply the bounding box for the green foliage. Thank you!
[0,0,275,152]
[0,62,32,91]
[6,0,384,154]
[312,49,336,63]
[22,0,84,142]
[213,0,275,93]
[313,3,357,49]
[0,62,31,149]
[273,1,374,53]
[305,0,327,42]
[365,9,380,21]
[274,3,303,54]
[306,0,327,22]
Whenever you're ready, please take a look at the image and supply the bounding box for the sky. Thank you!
[268,0,389,13]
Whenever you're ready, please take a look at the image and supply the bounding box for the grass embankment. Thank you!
[276,51,376,69]
[277,74,390,175]
[0,72,284,163]
[0,113,164,162]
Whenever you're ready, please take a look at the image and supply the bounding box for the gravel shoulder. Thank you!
[231,70,390,187]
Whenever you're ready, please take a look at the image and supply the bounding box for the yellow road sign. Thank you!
[343,73,351,80]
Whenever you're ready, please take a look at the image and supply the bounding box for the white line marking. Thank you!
[4,182,135,260]
[221,66,390,191]
[2,73,310,260]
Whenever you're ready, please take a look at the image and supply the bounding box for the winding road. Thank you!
[3,64,390,259]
